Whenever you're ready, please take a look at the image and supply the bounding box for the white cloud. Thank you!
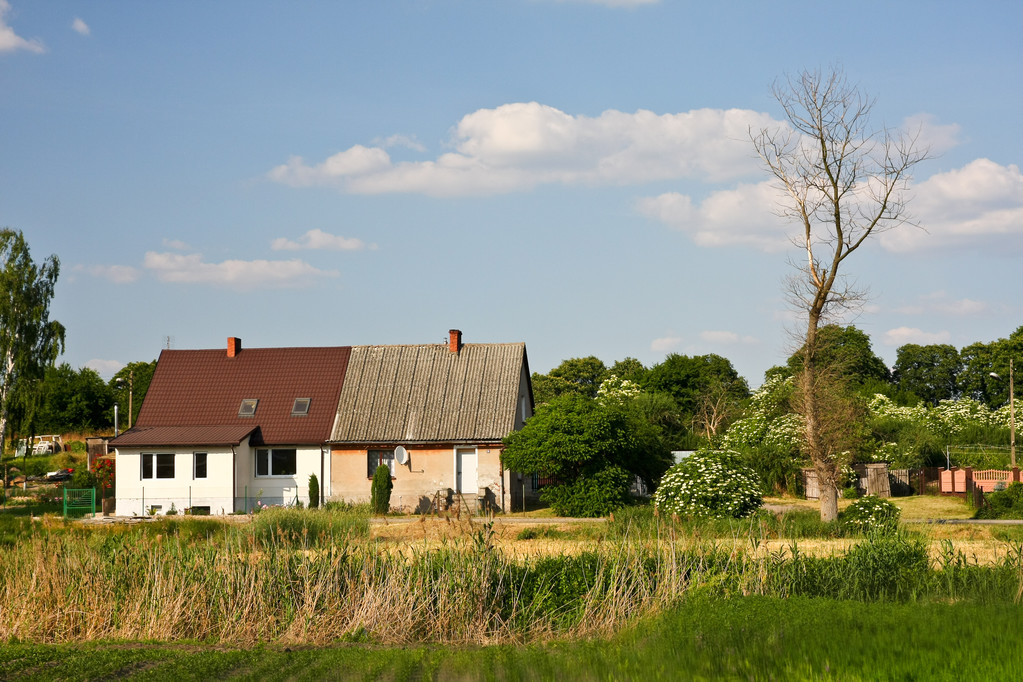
[882,326,951,346]
[641,157,1023,257]
[72,17,89,36]
[637,181,792,251]
[902,113,960,155]
[268,102,778,196]
[73,264,140,284]
[0,0,44,53]
[143,251,338,290]
[271,229,373,252]
[699,330,758,345]
[881,159,1023,253]
[85,358,123,378]
[896,290,988,316]
[650,336,682,352]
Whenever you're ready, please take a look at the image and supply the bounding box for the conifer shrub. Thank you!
[370,464,392,514]
[308,473,320,509]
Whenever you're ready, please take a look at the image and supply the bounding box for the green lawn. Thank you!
[2,595,1020,681]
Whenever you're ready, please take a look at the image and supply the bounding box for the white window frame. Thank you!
[255,448,297,478]
[141,453,175,480]
[193,452,208,480]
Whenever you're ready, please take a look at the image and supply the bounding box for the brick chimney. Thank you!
[448,329,462,353]
[227,337,242,358]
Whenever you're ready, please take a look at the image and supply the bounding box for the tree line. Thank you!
[10,360,156,439]
[509,324,1021,516]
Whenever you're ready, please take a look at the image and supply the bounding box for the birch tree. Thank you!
[752,68,927,521]
[0,230,65,453]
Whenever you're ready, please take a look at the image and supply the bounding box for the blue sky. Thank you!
[2,0,1021,386]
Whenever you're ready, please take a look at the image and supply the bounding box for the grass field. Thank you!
[1,494,1021,680]
[1,595,1020,681]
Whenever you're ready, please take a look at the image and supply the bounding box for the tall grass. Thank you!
[0,507,1021,646]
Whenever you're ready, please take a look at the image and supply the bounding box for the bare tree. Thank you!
[752,68,927,521]
[693,380,743,440]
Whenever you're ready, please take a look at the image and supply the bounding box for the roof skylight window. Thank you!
[238,398,258,417]
[291,398,311,416]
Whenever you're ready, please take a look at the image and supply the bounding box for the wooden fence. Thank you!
[939,467,1021,496]
[803,466,943,499]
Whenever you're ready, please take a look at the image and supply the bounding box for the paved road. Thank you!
[369,516,606,524]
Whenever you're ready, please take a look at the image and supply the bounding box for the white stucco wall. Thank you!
[114,440,326,515]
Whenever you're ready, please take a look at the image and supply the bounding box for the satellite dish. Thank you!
[394,445,409,466]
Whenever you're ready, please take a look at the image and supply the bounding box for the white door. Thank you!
[456,447,477,493]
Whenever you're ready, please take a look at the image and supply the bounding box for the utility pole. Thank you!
[991,360,1016,468]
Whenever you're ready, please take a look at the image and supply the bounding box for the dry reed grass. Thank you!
[2,500,1021,647]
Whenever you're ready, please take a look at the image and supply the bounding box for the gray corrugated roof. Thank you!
[330,343,526,443]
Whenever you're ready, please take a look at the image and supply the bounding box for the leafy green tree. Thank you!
[627,391,695,451]
[608,357,648,384]
[892,343,962,405]
[502,393,671,516]
[37,364,114,432]
[959,328,1023,409]
[643,353,749,419]
[0,230,65,452]
[531,356,608,405]
[109,360,157,427]
[785,325,890,386]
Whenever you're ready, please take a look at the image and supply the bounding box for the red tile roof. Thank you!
[117,345,350,446]
[110,425,258,448]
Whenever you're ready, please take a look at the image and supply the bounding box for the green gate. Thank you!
[63,488,96,519]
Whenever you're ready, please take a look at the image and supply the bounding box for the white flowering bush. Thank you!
[842,495,901,535]
[653,449,763,519]
[868,393,1004,435]
[596,374,641,404]
[723,376,803,453]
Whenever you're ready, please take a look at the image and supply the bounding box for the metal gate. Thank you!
[63,488,96,519]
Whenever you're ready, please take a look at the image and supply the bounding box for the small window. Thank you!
[291,398,311,416]
[142,453,175,479]
[238,399,258,417]
[367,449,395,478]
[255,448,297,477]
[194,452,208,479]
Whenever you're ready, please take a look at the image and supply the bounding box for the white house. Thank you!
[110,338,346,515]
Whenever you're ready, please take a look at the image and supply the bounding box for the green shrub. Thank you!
[249,506,370,547]
[21,457,50,477]
[772,533,929,601]
[308,473,320,509]
[68,467,97,490]
[841,495,901,535]
[516,525,565,541]
[975,482,1023,519]
[653,449,762,519]
[370,464,392,514]
[541,466,631,517]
